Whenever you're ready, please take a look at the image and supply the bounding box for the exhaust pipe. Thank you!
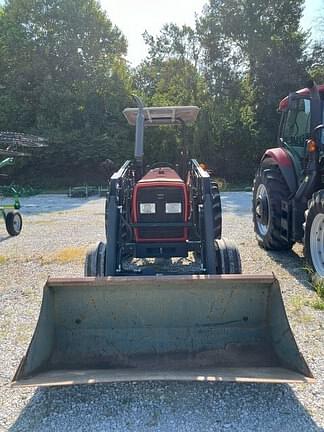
[133,95,145,180]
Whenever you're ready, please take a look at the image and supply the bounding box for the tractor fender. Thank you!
[262,148,298,195]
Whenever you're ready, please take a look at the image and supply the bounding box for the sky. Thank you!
[101,0,206,65]
[101,0,323,66]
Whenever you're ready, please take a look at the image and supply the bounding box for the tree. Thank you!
[134,56,209,165]
[0,0,132,185]
[195,0,309,179]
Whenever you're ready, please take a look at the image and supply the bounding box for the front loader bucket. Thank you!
[12,275,314,387]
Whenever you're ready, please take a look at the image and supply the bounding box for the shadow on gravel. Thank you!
[1,192,249,219]
[221,191,252,216]
[10,382,322,432]
[266,248,313,292]
[0,234,10,243]
[1,195,104,216]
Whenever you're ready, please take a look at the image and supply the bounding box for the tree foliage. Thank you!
[0,0,320,185]
[0,0,132,185]
[134,0,310,181]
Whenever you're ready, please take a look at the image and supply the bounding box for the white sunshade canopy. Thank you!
[123,106,200,126]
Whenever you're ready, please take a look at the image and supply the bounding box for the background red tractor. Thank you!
[253,81,324,279]
[85,97,241,277]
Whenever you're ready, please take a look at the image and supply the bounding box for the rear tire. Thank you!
[84,242,106,277]
[211,181,222,239]
[304,190,324,279]
[252,159,293,250]
[214,238,242,274]
[5,211,22,236]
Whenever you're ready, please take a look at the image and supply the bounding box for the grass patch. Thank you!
[301,265,324,310]
[308,279,324,310]
[289,295,315,322]
[309,298,324,310]
[0,255,7,265]
[290,295,306,312]
[313,279,324,299]
[41,246,87,265]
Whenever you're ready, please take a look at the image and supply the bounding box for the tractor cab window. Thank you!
[282,98,311,156]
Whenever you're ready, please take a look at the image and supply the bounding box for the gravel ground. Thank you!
[0,192,323,431]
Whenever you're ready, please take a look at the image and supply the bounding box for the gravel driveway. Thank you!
[0,192,323,431]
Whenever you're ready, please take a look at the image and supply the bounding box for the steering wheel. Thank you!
[150,162,175,170]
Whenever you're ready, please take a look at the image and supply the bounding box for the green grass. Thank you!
[301,264,324,310]
[313,279,324,299]
[311,279,324,310]
[290,295,305,312]
[310,298,324,310]
[0,255,7,265]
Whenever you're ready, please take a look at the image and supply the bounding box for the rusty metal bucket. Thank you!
[12,274,314,387]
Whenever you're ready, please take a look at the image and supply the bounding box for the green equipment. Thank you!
[0,156,22,236]
[0,132,47,236]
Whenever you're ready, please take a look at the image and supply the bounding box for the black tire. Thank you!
[84,242,106,277]
[252,159,293,250]
[96,242,106,276]
[84,245,97,277]
[5,211,22,236]
[214,238,242,274]
[304,190,324,279]
[211,181,222,239]
[105,198,109,240]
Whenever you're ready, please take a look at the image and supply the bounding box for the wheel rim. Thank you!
[255,184,270,236]
[310,213,324,277]
[13,214,21,232]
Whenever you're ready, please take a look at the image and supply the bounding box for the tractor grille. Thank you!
[137,187,185,239]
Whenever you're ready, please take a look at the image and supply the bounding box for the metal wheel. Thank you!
[309,213,324,277]
[255,183,270,236]
[5,211,22,236]
[304,190,324,279]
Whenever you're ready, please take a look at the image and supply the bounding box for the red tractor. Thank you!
[14,100,316,388]
[253,81,324,279]
[85,97,241,276]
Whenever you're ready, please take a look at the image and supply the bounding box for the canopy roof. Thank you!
[123,106,200,126]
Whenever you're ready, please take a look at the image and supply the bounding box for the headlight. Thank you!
[165,202,182,214]
[140,203,156,214]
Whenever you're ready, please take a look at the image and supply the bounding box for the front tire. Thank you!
[211,181,222,239]
[252,159,293,250]
[84,242,106,277]
[214,238,242,274]
[304,190,324,279]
